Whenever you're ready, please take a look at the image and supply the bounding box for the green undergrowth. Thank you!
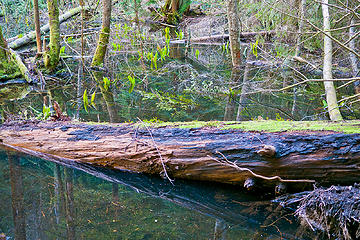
[81,120,360,134]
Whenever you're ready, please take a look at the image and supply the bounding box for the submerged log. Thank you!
[0,121,359,191]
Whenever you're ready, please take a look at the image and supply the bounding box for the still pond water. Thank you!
[0,147,317,240]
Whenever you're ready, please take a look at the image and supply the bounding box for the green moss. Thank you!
[0,83,31,101]
[68,120,360,134]
[44,0,60,70]
[144,120,360,134]
[91,27,111,67]
[221,120,360,133]
[0,61,22,81]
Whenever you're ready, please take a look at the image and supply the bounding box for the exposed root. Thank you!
[279,185,360,240]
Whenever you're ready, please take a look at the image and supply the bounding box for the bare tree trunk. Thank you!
[171,0,179,14]
[236,50,251,121]
[349,18,360,96]
[224,68,241,121]
[134,0,146,71]
[76,61,83,120]
[295,0,306,57]
[224,0,241,121]
[33,0,42,53]
[44,0,60,70]
[91,0,112,67]
[227,0,241,68]
[321,0,343,121]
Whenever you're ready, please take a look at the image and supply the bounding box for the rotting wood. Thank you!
[0,121,359,192]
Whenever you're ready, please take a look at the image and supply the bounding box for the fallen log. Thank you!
[8,49,35,83]
[170,31,276,44]
[0,120,359,192]
[8,6,89,50]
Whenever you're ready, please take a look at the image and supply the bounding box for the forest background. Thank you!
[0,0,359,123]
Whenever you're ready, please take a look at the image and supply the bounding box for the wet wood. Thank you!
[0,121,359,191]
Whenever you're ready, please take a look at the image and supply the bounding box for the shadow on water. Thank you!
[0,146,316,239]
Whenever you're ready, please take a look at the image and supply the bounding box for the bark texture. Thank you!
[1,121,359,192]
[33,0,42,53]
[349,19,360,96]
[322,0,343,121]
[294,0,306,57]
[227,0,241,67]
[44,0,60,70]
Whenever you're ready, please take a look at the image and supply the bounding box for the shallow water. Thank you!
[0,147,317,240]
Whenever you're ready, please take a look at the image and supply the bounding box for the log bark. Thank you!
[33,0,42,53]
[0,121,359,192]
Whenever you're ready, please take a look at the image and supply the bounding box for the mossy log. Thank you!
[0,121,359,192]
[8,49,34,83]
[0,25,34,83]
[8,6,88,50]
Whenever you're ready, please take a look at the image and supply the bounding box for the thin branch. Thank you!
[209,151,315,183]
[137,118,174,184]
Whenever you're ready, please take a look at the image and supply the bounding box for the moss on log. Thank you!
[0,120,359,192]
[8,6,87,50]
[0,26,31,83]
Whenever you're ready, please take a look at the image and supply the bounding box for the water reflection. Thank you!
[0,147,316,239]
[3,43,359,124]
